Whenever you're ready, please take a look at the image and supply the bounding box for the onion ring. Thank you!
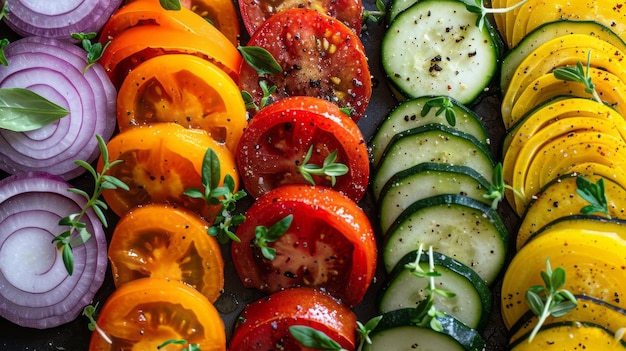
[0,36,116,180]
[3,0,122,39]
[0,172,108,329]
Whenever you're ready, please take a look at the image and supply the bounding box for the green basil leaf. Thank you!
[289,325,342,350]
[0,88,69,131]
[159,0,182,10]
[238,46,282,76]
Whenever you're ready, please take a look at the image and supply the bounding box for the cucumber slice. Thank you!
[381,0,502,105]
[379,250,492,331]
[377,162,492,234]
[384,194,508,285]
[501,20,626,92]
[370,96,490,167]
[372,123,494,200]
[364,309,487,351]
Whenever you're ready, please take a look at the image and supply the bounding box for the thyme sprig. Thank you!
[362,0,386,28]
[576,176,611,219]
[553,50,602,103]
[184,148,247,244]
[463,0,528,31]
[53,135,128,275]
[299,145,349,186]
[525,259,577,342]
[420,96,457,126]
[252,214,293,260]
[158,339,200,351]
[70,32,110,74]
[238,46,282,111]
[483,162,523,210]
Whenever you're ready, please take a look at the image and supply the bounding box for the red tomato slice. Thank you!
[88,278,226,351]
[236,96,369,201]
[239,0,363,36]
[231,184,377,307]
[229,287,357,351]
[238,8,372,122]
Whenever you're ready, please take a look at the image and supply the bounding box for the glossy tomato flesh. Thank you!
[238,8,371,121]
[231,184,377,307]
[236,96,369,201]
[229,287,357,351]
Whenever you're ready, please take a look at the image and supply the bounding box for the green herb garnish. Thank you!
[70,32,110,74]
[0,38,9,66]
[463,0,528,31]
[407,244,456,332]
[238,46,282,111]
[362,0,386,27]
[483,162,523,210]
[159,0,182,10]
[0,87,69,131]
[356,315,383,350]
[289,325,347,351]
[252,214,293,260]
[53,135,128,275]
[83,303,112,344]
[576,176,611,219]
[420,96,457,126]
[184,148,247,244]
[553,50,602,103]
[158,339,201,351]
[299,145,349,186]
[525,259,577,342]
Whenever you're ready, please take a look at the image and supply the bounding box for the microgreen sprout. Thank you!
[576,176,611,219]
[553,50,602,103]
[462,0,528,31]
[483,162,523,210]
[238,46,282,111]
[184,148,247,244]
[158,339,201,351]
[83,303,112,345]
[420,96,457,126]
[53,135,128,276]
[525,259,577,342]
[362,0,386,28]
[0,38,9,66]
[0,1,8,21]
[252,214,293,260]
[70,32,111,74]
[356,315,383,350]
[407,244,456,332]
[289,325,347,351]
[159,0,182,10]
[299,145,349,186]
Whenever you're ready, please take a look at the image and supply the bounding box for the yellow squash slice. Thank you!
[509,322,626,350]
[501,228,626,330]
[517,174,626,250]
[508,0,626,48]
[508,295,626,344]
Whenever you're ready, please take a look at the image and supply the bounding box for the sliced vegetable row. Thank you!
[495,7,626,347]
[366,0,511,346]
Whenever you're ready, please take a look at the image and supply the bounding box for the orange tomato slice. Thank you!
[187,0,240,46]
[117,54,246,152]
[99,25,241,89]
[88,278,226,351]
[98,123,238,220]
[108,203,224,302]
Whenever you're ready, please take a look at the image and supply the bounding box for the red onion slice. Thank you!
[3,0,123,40]
[0,172,108,329]
[0,36,116,180]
